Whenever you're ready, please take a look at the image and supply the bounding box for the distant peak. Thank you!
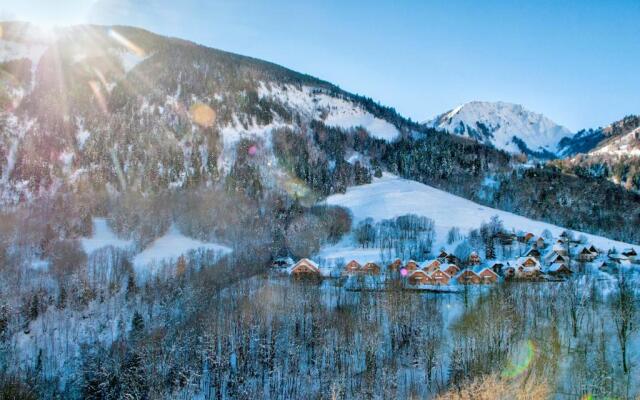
[426,101,572,158]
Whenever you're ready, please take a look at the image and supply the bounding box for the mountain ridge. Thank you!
[425,100,572,158]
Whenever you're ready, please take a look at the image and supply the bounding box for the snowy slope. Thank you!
[257,82,400,141]
[81,218,134,254]
[133,225,232,275]
[426,101,572,156]
[318,173,633,264]
[590,126,640,158]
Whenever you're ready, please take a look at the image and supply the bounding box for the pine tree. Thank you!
[130,311,144,341]
[56,286,67,309]
[126,272,137,301]
[486,237,496,260]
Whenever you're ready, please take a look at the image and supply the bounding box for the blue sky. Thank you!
[2,0,639,130]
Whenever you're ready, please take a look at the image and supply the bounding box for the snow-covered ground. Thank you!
[318,173,634,264]
[591,126,640,158]
[257,82,400,141]
[81,218,134,254]
[132,225,232,275]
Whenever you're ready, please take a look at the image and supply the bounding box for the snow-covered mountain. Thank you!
[0,22,415,204]
[557,115,640,191]
[557,115,640,158]
[426,101,572,157]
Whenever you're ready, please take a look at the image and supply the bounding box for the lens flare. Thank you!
[88,80,108,113]
[108,29,146,57]
[248,145,257,156]
[502,340,536,378]
[400,268,408,276]
[189,103,216,127]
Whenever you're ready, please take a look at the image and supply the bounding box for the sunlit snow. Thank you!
[319,173,633,264]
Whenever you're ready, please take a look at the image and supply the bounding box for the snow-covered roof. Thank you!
[516,256,541,269]
[548,263,570,272]
[289,258,320,273]
[420,259,440,268]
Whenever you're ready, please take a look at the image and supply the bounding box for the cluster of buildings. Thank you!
[277,230,638,289]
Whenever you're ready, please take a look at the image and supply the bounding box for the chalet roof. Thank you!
[420,259,440,269]
[516,256,541,269]
[473,266,498,276]
[623,248,637,256]
[525,247,541,256]
[458,268,480,276]
[363,262,379,268]
[578,246,593,254]
[290,258,319,272]
[552,242,566,251]
[548,263,571,273]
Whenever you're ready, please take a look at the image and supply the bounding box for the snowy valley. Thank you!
[0,20,638,400]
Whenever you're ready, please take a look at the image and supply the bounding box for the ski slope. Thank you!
[319,173,633,264]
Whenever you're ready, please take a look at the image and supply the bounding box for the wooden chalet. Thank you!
[387,258,402,272]
[456,269,481,285]
[404,260,420,272]
[437,250,449,260]
[344,260,362,274]
[421,259,441,273]
[548,263,572,277]
[535,236,546,249]
[478,267,499,283]
[290,258,321,276]
[517,256,540,269]
[588,245,599,256]
[516,256,541,278]
[361,262,381,275]
[577,247,596,262]
[430,269,451,285]
[441,263,460,276]
[408,270,433,285]
[518,232,535,243]
[546,251,568,265]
